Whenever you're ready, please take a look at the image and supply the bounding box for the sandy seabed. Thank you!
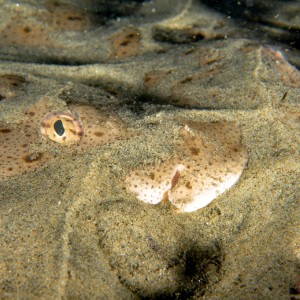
[0,0,299,299]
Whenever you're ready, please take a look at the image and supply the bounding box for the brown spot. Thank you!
[170,67,223,106]
[28,111,35,116]
[0,74,27,87]
[155,48,168,54]
[0,74,27,99]
[190,147,199,155]
[171,170,181,189]
[0,22,53,47]
[180,77,193,84]
[78,130,84,137]
[149,172,155,180]
[0,128,11,133]
[69,129,76,135]
[67,15,83,21]
[47,1,91,31]
[185,181,192,189]
[23,26,31,33]
[94,131,104,137]
[0,2,90,49]
[110,27,141,59]
[23,152,43,163]
[144,70,169,89]
[120,40,130,47]
[183,49,196,56]
[126,33,135,39]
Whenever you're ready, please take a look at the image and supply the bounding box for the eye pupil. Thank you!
[54,120,65,136]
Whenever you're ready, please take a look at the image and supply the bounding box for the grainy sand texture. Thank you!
[0,0,299,299]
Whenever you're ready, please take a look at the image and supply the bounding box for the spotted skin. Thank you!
[125,121,248,212]
[0,98,131,178]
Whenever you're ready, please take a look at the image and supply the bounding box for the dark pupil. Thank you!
[54,120,65,136]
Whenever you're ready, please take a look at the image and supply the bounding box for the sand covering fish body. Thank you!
[0,97,248,212]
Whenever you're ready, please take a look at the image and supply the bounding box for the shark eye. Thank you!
[40,112,83,144]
